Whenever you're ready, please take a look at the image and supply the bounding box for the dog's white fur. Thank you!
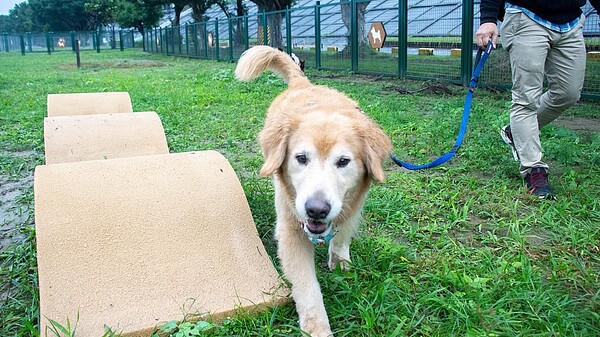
[235,46,391,337]
[370,26,382,44]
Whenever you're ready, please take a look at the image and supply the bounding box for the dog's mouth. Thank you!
[300,219,337,245]
[303,219,331,235]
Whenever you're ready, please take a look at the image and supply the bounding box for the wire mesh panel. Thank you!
[216,18,231,61]
[357,0,398,75]
[406,0,462,82]
[289,5,316,68]
[1,34,21,52]
[582,6,599,97]
[318,1,350,71]
[230,17,248,60]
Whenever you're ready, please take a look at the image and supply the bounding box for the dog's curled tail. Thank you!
[235,46,310,88]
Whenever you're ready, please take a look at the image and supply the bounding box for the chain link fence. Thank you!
[2,1,598,98]
[140,0,599,98]
[1,29,137,54]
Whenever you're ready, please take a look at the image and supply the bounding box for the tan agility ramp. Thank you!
[44,112,169,164]
[47,92,133,117]
[35,93,289,336]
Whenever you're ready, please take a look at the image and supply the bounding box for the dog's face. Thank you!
[260,103,390,237]
[285,113,365,235]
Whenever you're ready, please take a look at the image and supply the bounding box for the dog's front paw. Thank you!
[303,325,333,337]
[300,314,333,337]
[328,251,350,271]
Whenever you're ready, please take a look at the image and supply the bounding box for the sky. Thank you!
[0,0,24,15]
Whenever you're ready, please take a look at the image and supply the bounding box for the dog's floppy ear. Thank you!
[259,115,292,176]
[361,119,392,183]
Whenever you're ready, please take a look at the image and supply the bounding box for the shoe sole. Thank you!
[500,127,519,162]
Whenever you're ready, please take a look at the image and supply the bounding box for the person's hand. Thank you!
[475,22,499,49]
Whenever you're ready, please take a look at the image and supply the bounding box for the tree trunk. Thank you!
[341,0,370,48]
[267,12,284,49]
[173,3,185,27]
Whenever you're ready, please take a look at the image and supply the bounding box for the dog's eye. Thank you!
[296,154,308,165]
[337,157,351,168]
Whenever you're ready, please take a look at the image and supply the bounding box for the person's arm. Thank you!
[475,0,504,48]
[480,0,504,25]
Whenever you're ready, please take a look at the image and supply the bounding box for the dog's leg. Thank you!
[276,218,333,337]
[328,212,360,271]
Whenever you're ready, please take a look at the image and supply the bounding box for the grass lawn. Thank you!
[1,49,599,337]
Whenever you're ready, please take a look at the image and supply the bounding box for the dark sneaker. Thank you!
[524,167,556,200]
[501,125,519,161]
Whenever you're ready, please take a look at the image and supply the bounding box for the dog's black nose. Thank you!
[305,198,331,220]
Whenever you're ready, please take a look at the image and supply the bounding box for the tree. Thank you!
[11,2,35,32]
[189,0,219,22]
[4,2,36,33]
[28,0,95,31]
[171,0,188,27]
[84,0,119,29]
[115,0,163,47]
[341,0,371,49]
[249,0,296,50]
[0,15,10,32]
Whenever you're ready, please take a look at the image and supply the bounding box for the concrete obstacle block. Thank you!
[327,46,338,52]
[450,48,461,57]
[35,151,289,336]
[391,47,398,55]
[418,48,434,56]
[47,92,133,117]
[587,51,600,60]
[43,112,169,165]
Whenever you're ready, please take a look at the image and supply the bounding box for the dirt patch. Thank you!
[0,150,36,252]
[555,116,600,133]
[0,174,33,252]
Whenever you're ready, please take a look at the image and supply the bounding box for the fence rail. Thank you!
[2,0,599,99]
[141,0,600,99]
[1,29,137,54]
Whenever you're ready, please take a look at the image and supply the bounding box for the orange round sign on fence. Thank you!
[368,22,386,49]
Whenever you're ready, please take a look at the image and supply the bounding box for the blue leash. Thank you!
[390,41,494,170]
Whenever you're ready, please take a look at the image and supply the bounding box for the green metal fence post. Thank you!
[27,32,32,52]
[215,19,220,60]
[261,10,268,45]
[228,18,233,61]
[96,28,101,53]
[119,30,124,51]
[203,22,208,58]
[178,25,182,55]
[461,0,474,85]
[3,32,8,52]
[186,24,190,56]
[244,16,249,50]
[20,34,25,55]
[165,27,170,54]
[315,1,322,69]
[398,0,408,78]
[193,24,198,57]
[350,0,358,72]
[285,7,292,54]
[46,32,52,54]
[111,26,116,49]
[160,28,163,53]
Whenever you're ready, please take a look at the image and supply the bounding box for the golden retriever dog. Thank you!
[235,46,391,337]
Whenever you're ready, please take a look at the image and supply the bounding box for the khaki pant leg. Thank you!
[502,12,550,176]
[537,16,586,128]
